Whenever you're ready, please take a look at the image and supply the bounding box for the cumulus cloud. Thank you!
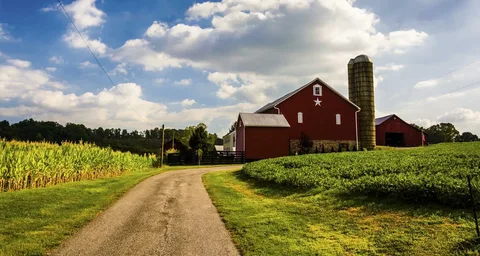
[49,56,64,64]
[63,29,107,55]
[0,62,63,100]
[6,59,31,69]
[438,108,480,124]
[208,72,278,103]
[63,0,105,31]
[46,67,57,72]
[110,39,185,71]
[144,21,168,38]
[181,99,196,107]
[110,63,128,75]
[114,0,428,104]
[174,79,192,86]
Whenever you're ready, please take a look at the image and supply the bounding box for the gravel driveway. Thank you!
[51,166,242,256]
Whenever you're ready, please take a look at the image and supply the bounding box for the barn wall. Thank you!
[245,127,289,160]
[235,116,245,151]
[275,81,358,141]
[376,116,423,147]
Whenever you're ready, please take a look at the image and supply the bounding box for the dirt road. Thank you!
[51,166,242,256]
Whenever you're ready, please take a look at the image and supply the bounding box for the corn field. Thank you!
[0,139,156,192]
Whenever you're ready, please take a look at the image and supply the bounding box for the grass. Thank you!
[0,165,220,256]
[204,170,480,256]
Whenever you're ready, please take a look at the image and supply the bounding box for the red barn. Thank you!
[376,114,426,147]
[236,78,360,160]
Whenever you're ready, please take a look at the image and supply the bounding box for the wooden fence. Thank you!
[167,151,245,166]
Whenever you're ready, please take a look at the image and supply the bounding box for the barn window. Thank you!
[298,112,303,123]
[239,121,242,127]
[336,114,341,125]
[313,85,322,96]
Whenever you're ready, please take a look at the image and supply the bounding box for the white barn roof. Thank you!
[239,113,290,128]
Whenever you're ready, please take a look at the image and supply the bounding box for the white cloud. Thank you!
[174,79,192,86]
[125,0,428,104]
[438,108,480,124]
[411,118,436,128]
[110,39,185,71]
[45,0,107,55]
[46,67,57,72]
[63,0,105,31]
[0,24,14,41]
[414,79,438,89]
[181,99,196,107]
[375,63,405,72]
[6,59,31,69]
[49,56,64,64]
[144,21,168,38]
[374,76,384,88]
[186,2,228,20]
[0,63,63,100]
[63,29,107,55]
[110,63,128,75]
[425,92,465,102]
[79,61,96,68]
[155,78,167,84]
[40,4,60,12]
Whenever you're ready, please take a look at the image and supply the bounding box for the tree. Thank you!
[455,132,479,142]
[189,124,209,152]
[228,121,237,134]
[410,123,425,131]
[425,123,460,144]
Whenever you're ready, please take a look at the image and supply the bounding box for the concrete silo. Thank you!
[348,55,376,150]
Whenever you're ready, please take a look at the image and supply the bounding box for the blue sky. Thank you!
[1,0,479,135]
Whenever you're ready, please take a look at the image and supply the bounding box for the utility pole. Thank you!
[160,124,165,168]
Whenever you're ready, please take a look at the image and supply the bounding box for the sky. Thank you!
[0,0,479,136]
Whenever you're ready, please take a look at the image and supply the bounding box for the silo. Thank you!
[348,55,376,150]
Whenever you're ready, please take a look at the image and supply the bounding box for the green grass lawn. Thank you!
[0,165,220,256]
[204,170,480,256]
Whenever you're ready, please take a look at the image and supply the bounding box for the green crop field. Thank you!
[0,139,156,192]
[243,142,480,207]
[204,143,480,255]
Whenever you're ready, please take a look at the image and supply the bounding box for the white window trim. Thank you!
[298,112,303,123]
[336,114,341,125]
[313,85,322,96]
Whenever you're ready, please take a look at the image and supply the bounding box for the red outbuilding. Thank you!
[236,78,360,160]
[375,114,426,147]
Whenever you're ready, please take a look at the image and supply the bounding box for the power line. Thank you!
[426,59,480,82]
[56,0,155,126]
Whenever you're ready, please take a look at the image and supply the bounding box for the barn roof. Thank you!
[375,114,425,133]
[255,77,360,113]
[375,114,395,125]
[239,113,290,128]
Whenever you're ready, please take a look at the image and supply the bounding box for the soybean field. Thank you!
[0,139,156,192]
[243,142,480,207]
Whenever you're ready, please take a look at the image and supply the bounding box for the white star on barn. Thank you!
[314,98,322,106]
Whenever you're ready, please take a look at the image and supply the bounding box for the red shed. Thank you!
[236,113,290,160]
[376,114,426,147]
[236,78,360,160]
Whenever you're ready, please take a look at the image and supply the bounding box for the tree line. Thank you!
[0,119,219,155]
[411,122,479,144]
